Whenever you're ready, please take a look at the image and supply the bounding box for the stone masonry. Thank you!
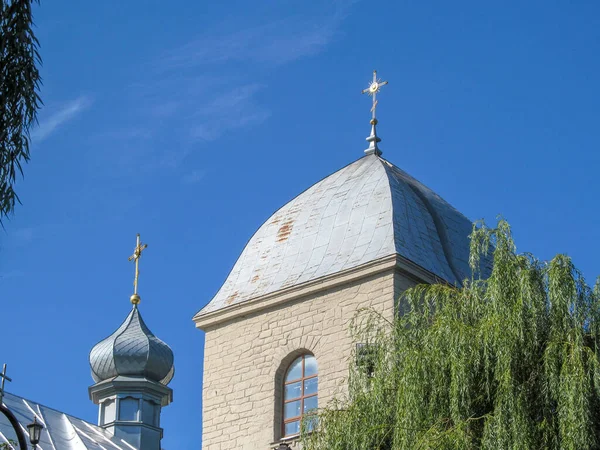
[198,266,420,450]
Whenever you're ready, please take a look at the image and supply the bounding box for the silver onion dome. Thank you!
[89,305,174,385]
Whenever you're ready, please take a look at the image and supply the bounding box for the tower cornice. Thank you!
[193,253,442,330]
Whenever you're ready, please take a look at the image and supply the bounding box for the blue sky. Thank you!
[1,1,599,448]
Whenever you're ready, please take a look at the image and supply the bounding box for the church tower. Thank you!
[89,234,174,450]
[195,72,476,449]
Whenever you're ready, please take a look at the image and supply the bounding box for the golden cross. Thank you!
[128,234,148,302]
[362,70,388,123]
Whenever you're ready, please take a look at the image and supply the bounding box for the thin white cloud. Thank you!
[99,0,359,172]
[32,96,93,143]
[160,0,357,71]
[190,84,271,142]
[191,109,271,142]
[163,18,338,70]
[96,128,153,141]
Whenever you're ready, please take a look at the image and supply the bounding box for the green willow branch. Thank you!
[302,219,600,450]
[0,0,42,222]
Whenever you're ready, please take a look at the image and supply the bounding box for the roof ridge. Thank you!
[36,405,58,450]
[378,156,475,224]
[111,307,140,378]
[379,157,465,285]
[61,412,89,448]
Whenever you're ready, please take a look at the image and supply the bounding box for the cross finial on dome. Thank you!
[128,233,148,305]
[361,70,388,156]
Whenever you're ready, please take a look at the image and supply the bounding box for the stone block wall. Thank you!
[201,269,418,450]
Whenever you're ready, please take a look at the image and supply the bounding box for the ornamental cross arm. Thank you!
[362,70,388,121]
[128,234,148,262]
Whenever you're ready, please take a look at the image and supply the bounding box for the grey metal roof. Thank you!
[0,392,134,449]
[197,154,476,317]
[89,306,174,386]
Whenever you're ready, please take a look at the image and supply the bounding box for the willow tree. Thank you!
[0,0,41,221]
[302,220,600,450]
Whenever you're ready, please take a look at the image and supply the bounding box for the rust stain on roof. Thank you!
[251,274,260,283]
[276,218,294,242]
[225,290,239,305]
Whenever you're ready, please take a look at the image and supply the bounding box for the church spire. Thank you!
[362,70,388,156]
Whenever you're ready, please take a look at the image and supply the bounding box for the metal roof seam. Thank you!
[0,431,14,449]
[81,422,124,449]
[111,308,137,379]
[118,438,137,450]
[0,393,128,449]
[36,406,57,450]
[142,311,153,380]
[72,424,109,450]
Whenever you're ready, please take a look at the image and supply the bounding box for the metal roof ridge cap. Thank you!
[378,156,464,285]
[388,162,463,284]
[376,155,403,259]
[134,308,153,380]
[60,412,89,449]
[112,306,142,378]
[36,405,58,450]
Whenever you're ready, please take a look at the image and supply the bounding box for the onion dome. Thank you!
[89,305,174,385]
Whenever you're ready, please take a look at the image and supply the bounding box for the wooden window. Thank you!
[283,354,318,437]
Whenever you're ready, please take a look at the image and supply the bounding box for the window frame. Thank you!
[282,354,318,437]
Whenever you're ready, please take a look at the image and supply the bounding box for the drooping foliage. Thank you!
[0,0,41,221]
[302,220,600,450]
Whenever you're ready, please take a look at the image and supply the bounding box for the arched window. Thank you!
[283,354,318,437]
